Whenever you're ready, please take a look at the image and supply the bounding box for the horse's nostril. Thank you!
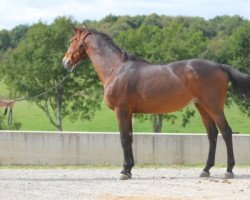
[62,58,70,67]
[62,58,72,71]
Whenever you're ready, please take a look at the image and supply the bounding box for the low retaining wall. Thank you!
[0,131,249,165]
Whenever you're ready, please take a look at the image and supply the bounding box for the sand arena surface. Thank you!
[0,167,249,200]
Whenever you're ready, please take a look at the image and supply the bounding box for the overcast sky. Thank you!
[1,0,250,30]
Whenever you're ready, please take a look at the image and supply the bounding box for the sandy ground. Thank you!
[0,167,249,200]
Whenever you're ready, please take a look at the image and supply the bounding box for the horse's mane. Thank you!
[88,29,147,63]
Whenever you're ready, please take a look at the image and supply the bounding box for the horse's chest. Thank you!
[103,95,115,110]
[103,84,119,110]
[103,78,131,110]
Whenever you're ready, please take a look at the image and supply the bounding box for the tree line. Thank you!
[0,14,249,131]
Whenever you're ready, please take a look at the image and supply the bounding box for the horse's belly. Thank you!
[134,93,194,114]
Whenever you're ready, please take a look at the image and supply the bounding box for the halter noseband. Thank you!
[70,31,91,62]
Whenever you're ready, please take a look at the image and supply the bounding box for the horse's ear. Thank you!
[82,23,88,29]
[71,24,77,33]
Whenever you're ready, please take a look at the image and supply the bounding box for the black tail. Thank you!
[221,64,250,100]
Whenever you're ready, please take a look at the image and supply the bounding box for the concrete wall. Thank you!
[0,131,249,165]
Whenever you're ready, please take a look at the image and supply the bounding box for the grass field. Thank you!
[2,98,249,133]
[0,82,249,133]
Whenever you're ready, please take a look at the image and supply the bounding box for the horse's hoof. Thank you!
[200,171,210,178]
[224,172,234,179]
[119,173,132,180]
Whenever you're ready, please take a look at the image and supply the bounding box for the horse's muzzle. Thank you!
[62,58,72,71]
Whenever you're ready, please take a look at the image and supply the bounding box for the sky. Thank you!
[1,0,250,30]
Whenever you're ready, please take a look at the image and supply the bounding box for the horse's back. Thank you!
[133,59,228,113]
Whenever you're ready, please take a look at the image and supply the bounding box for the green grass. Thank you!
[3,100,249,133]
[0,81,249,133]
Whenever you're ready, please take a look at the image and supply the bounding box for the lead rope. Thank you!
[3,107,13,127]
[3,66,75,128]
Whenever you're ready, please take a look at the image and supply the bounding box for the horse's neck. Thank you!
[87,41,123,84]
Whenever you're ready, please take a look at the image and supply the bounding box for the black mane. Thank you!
[88,29,147,63]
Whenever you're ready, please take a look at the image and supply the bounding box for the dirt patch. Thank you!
[0,167,249,200]
[101,194,185,200]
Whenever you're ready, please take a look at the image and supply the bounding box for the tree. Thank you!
[222,22,250,116]
[208,15,246,36]
[0,25,28,62]
[202,31,229,63]
[203,21,250,116]
[2,17,102,131]
[0,30,11,51]
[143,13,164,28]
[9,24,29,48]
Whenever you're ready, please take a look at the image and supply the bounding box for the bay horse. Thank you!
[62,25,250,180]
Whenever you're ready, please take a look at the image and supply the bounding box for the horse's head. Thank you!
[62,25,90,70]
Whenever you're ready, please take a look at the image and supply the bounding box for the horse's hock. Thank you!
[0,131,249,165]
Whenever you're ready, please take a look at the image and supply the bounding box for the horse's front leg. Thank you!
[115,107,134,180]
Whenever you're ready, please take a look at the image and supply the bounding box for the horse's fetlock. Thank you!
[228,160,235,167]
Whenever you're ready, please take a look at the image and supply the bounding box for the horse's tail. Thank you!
[221,64,250,100]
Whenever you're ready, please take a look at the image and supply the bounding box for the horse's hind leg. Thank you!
[195,103,218,177]
[198,102,235,178]
[211,111,235,178]
[194,68,235,178]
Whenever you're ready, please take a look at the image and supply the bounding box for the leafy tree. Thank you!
[225,22,250,73]
[1,17,102,130]
[130,15,146,28]
[0,30,11,51]
[208,15,246,36]
[90,15,136,37]
[222,22,250,116]
[9,24,29,48]
[202,31,229,63]
[203,21,250,116]
[0,25,28,63]
[160,22,208,61]
[143,13,164,28]
[109,16,135,36]
[101,14,119,24]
